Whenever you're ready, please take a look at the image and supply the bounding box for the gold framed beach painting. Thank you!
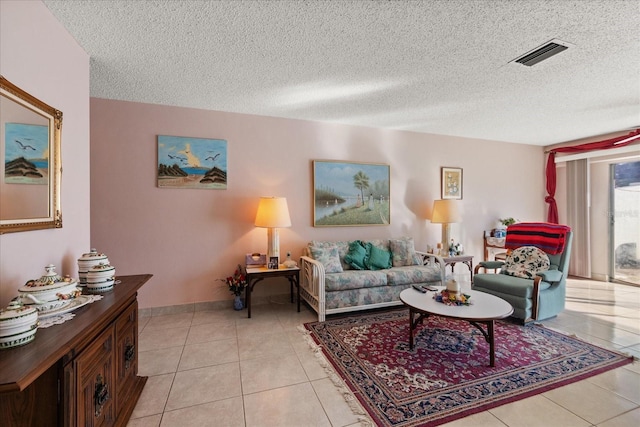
[4,123,49,185]
[313,160,390,227]
[157,135,227,189]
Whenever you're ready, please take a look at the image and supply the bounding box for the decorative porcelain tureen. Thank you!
[77,248,110,285]
[17,264,81,312]
[0,300,38,349]
[85,263,116,292]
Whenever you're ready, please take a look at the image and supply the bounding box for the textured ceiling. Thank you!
[43,0,640,146]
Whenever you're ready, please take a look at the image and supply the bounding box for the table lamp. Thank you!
[255,197,291,267]
[431,199,461,254]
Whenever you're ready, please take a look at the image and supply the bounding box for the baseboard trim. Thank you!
[138,293,291,317]
[590,273,609,282]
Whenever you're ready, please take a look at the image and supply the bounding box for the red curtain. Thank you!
[545,129,640,223]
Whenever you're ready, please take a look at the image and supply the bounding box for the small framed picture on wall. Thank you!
[441,167,463,200]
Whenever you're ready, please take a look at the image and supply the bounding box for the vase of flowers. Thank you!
[233,295,243,311]
[220,264,248,310]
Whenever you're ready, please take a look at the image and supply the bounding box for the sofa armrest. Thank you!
[301,255,323,269]
[300,255,327,321]
[536,269,563,283]
[415,251,446,284]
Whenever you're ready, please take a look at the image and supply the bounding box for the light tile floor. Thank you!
[127,278,640,427]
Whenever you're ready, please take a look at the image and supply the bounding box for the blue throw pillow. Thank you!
[344,240,367,270]
[365,242,392,270]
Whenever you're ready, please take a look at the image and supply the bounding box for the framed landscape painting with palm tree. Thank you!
[313,160,390,226]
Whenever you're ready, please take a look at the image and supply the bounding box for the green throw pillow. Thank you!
[344,240,367,270]
[365,243,392,270]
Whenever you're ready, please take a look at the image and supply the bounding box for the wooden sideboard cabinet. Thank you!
[0,274,152,427]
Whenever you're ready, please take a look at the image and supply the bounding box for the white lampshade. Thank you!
[431,199,462,254]
[255,197,291,267]
[255,197,291,228]
[431,199,462,224]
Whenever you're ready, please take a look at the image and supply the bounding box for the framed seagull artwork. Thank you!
[4,122,49,185]
[157,135,227,189]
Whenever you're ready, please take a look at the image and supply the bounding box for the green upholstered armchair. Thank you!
[473,231,573,323]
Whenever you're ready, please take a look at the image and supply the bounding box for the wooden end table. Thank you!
[244,266,300,318]
[437,255,474,282]
[400,287,513,366]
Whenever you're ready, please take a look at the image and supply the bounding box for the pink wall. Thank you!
[0,1,90,306]
[90,98,546,309]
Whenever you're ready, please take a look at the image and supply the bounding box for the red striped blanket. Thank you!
[505,222,571,255]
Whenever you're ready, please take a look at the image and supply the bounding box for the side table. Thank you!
[484,235,507,261]
[244,266,300,318]
[437,255,474,282]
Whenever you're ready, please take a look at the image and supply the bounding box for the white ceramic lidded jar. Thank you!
[0,301,38,349]
[85,263,116,292]
[78,249,110,286]
[446,278,460,295]
[17,264,81,312]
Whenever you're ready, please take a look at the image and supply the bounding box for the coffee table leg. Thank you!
[409,308,415,350]
[488,320,495,367]
[469,320,497,367]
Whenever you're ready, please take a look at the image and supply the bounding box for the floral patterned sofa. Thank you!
[300,237,445,321]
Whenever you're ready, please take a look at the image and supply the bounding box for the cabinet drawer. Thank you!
[115,301,138,413]
[75,326,115,427]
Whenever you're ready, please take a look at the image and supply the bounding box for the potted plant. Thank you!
[494,218,517,238]
[500,217,517,227]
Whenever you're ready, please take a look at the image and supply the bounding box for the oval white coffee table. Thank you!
[399,286,513,367]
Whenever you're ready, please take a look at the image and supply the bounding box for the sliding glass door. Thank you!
[610,161,640,285]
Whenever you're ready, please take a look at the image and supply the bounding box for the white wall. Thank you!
[90,98,547,309]
[0,1,90,306]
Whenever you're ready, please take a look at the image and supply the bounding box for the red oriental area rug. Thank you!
[303,309,633,427]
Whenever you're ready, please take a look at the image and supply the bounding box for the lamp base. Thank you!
[442,223,452,256]
[266,227,280,269]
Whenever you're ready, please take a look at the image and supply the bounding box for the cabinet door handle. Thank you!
[124,343,135,369]
[94,374,110,417]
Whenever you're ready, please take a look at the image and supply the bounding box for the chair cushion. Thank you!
[309,244,343,273]
[474,273,552,298]
[501,246,550,279]
[324,270,388,291]
[385,266,442,286]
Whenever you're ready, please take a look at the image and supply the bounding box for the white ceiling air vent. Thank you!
[511,39,572,66]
